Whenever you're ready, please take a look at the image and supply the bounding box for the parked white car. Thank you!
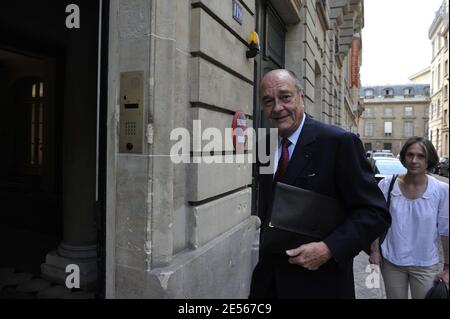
[371,151,395,159]
[368,150,395,167]
[371,158,407,182]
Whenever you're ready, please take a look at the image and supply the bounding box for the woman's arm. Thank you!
[436,182,449,287]
[437,236,449,288]
[369,238,382,265]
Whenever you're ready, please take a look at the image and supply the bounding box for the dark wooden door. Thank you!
[252,1,286,216]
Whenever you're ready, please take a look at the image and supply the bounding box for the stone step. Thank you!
[0,268,15,280]
[0,287,36,299]
[0,268,14,275]
[37,285,73,299]
[0,273,33,289]
[60,291,96,299]
[16,278,52,293]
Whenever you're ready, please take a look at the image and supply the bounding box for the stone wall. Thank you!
[108,0,258,299]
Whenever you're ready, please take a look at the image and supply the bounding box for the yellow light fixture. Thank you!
[246,31,260,59]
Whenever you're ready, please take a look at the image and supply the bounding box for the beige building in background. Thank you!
[409,67,431,84]
[429,0,449,157]
[359,84,430,156]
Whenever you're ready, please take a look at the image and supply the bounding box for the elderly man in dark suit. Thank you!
[249,69,391,299]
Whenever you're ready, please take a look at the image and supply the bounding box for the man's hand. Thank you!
[286,242,333,271]
[436,264,449,289]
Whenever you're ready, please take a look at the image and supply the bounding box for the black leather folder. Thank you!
[269,182,346,240]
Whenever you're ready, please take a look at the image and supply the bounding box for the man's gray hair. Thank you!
[286,70,304,93]
[261,69,304,93]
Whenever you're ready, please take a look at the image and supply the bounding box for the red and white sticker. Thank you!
[232,111,248,151]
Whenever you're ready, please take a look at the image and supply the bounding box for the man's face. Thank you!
[261,71,305,138]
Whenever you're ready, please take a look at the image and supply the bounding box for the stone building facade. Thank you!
[429,0,449,157]
[359,85,430,156]
[0,0,365,298]
[409,67,431,84]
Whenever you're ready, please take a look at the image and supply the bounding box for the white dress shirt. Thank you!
[273,114,306,175]
[378,175,449,267]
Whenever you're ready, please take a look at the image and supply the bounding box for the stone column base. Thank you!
[41,243,98,291]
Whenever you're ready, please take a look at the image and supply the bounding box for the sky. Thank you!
[360,0,443,86]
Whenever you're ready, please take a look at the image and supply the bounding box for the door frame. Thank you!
[96,0,110,299]
[0,35,66,242]
[252,0,286,217]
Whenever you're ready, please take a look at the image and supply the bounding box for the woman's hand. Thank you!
[369,251,382,266]
[436,264,449,289]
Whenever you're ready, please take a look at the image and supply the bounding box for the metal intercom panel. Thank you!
[119,71,144,154]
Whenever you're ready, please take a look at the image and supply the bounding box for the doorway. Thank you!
[0,1,107,298]
[252,0,286,217]
[254,0,287,131]
[0,47,62,275]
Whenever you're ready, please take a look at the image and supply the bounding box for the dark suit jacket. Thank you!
[249,115,391,299]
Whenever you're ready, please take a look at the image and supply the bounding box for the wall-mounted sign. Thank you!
[232,111,248,151]
[233,0,243,25]
[351,35,361,88]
